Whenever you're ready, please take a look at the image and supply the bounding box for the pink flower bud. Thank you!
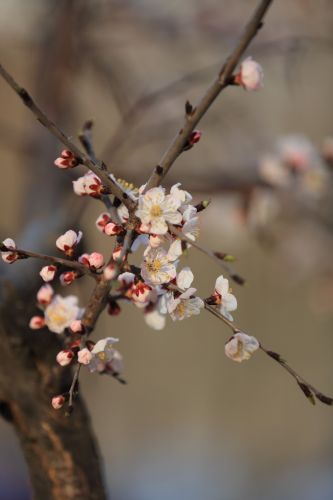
[108,300,121,316]
[112,246,125,261]
[39,265,57,282]
[183,130,202,151]
[60,271,77,286]
[77,348,93,365]
[56,230,82,255]
[235,57,263,91]
[89,252,104,269]
[54,150,78,169]
[56,349,74,366]
[131,282,154,306]
[37,284,54,306]
[105,222,123,236]
[95,213,111,233]
[29,316,45,329]
[1,238,18,263]
[78,253,90,267]
[51,395,65,410]
[70,320,84,333]
[73,176,87,196]
[103,264,117,280]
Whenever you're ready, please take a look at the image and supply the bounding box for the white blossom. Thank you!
[44,295,82,334]
[237,57,263,91]
[40,265,57,282]
[88,337,122,373]
[215,275,237,321]
[135,186,182,235]
[56,350,74,366]
[225,332,259,362]
[170,183,192,206]
[78,348,93,365]
[1,238,18,263]
[56,230,82,254]
[167,267,204,321]
[141,247,176,285]
[144,307,166,330]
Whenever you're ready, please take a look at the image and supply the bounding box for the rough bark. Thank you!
[0,285,107,500]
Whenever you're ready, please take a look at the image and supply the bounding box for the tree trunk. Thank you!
[0,286,107,500]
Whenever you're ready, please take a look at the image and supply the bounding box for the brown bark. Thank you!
[0,286,107,500]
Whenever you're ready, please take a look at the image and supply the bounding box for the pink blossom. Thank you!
[29,316,45,329]
[51,395,65,410]
[37,284,54,306]
[1,238,18,264]
[39,265,57,282]
[78,348,93,365]
[56,349,74,366]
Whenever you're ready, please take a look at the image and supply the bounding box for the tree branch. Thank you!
[0,63,136,212]
[144,0,273,191]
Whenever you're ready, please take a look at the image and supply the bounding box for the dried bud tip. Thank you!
[214,252,235,262]
[231,273,245,286]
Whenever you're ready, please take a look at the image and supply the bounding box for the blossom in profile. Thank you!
[235,57,263,91]
[87,337,123,374]
[166,267,204,321]
[135,186,182,235]
[44,295,82,334]
[40,265,57,282]
[141,247,177,285]
[225,332,259,362]
[73,172,102,197]
[1,238,18,263]
[56,230,82,256]
[214,275,237,321]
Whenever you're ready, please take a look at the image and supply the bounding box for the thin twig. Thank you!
[0,244,96,279]
[144,0,273,191]
[204,301,333,406]
[78,120,121,224]
[168,224,245,285]
[0,64,136,211]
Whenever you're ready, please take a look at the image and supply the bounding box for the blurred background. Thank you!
[1,0,333,499]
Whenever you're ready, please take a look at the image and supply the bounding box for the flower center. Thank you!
[175,300,186,317]
[47,305,68,327]
[147,259,162,273]
[150,204,163,218]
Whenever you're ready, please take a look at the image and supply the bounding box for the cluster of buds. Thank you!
[1,238,18,264]
[73,171,105,197]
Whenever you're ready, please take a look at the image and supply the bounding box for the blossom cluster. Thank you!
[0,56,266,410]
